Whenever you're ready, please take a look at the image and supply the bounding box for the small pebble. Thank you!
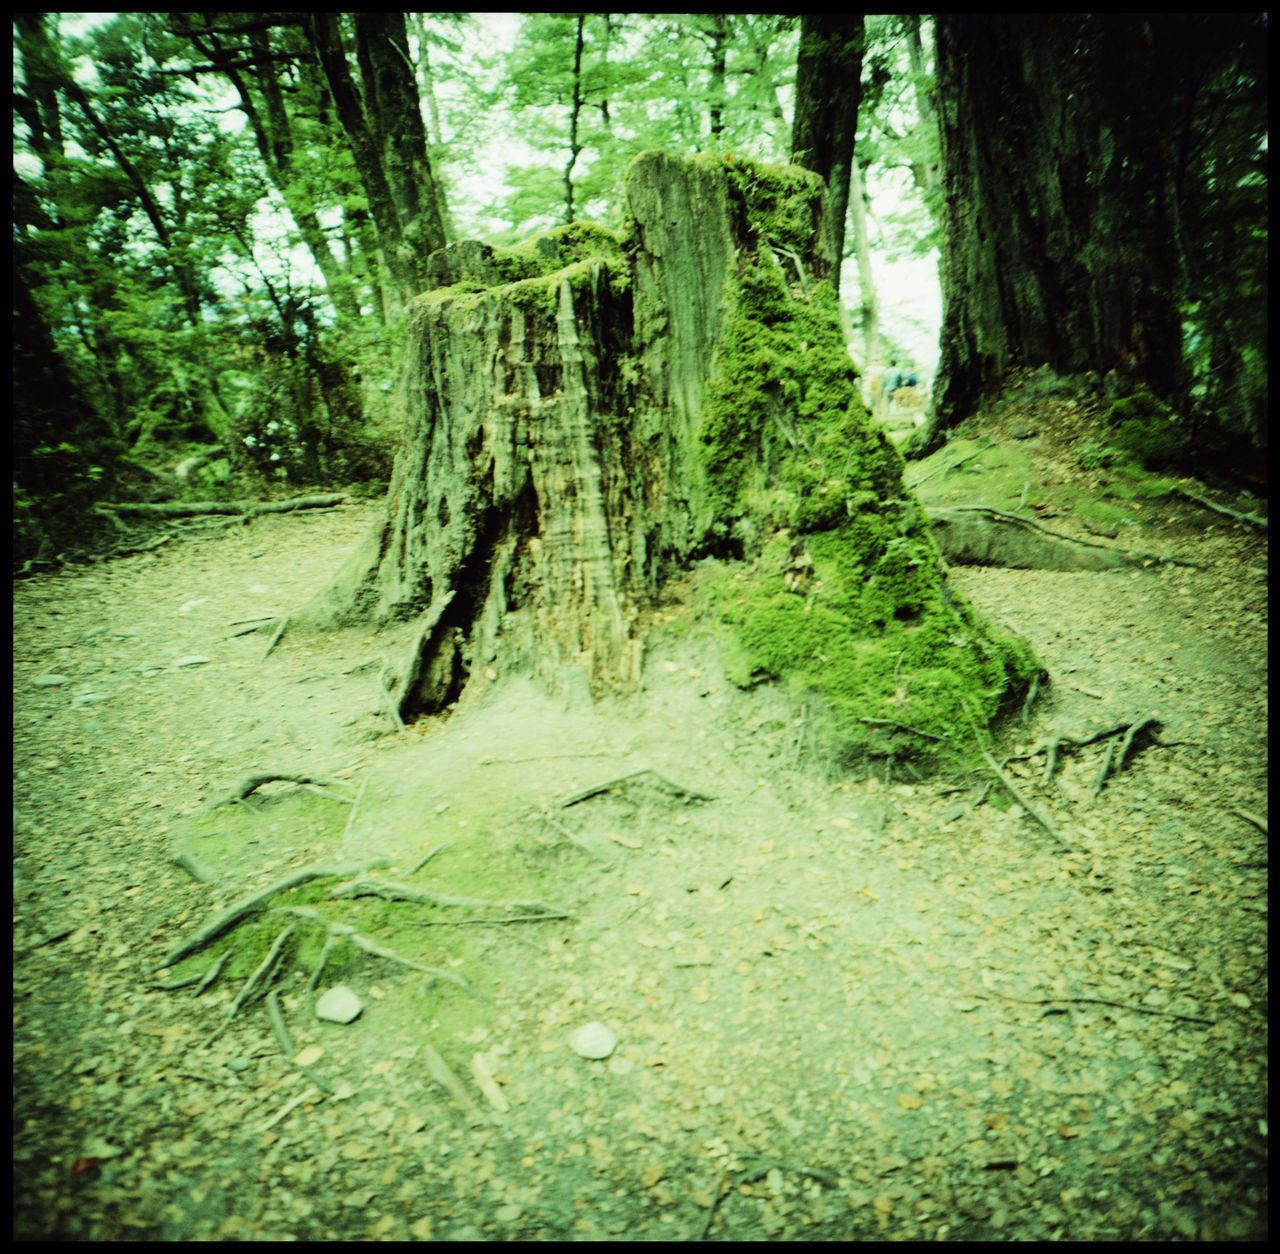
[316,985,363,1024]
[569,1021,617,1060]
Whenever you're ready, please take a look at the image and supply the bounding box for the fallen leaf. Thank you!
[294,1045,323,1067]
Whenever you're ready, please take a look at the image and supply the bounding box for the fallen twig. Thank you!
[258,1087,324,1134]
[978,987,1214,1026]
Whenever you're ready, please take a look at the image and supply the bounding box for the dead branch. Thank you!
[153,859,390,970]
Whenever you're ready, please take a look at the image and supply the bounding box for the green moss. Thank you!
[1104,389,1186,469]
[416,223,627,320]
[691,157,1038,770]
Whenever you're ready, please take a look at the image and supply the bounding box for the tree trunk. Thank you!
[790,14,865,294]
[296,152,1037,770]
[846,151,883,402]
[307,14,446,312]
[914,15,1190,456]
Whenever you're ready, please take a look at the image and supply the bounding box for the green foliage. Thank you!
[493,15,800,238]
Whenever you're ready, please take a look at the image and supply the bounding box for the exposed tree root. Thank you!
[202,772,356,813]
[268,904,484,999]
[555,768,715,809]
[420,1044,490,1125]
[202,924,295,1047]
[266,990,333,1094]
[982,716,1165,854]
[260,614,290,661]
[153,860,390,970]
[980,750,1077,856]
[1172,483,1267,530]
[329,877,569,919]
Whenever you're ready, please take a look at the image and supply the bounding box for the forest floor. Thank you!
[13,415,1268,1241]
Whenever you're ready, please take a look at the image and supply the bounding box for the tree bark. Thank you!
[296,152,1036,768]
[914,15,1190,455]
[307,14,446,311]
[790,14,865,294]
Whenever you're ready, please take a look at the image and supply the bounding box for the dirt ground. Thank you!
[13,422,1268,1241]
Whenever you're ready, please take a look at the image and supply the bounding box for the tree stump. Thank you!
[297,151,1038,768]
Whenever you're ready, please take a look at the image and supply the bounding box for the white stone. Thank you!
[316,985,363,1023]
[568,1021,617,1060]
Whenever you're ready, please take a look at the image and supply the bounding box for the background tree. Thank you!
[916,13,1267,458]
[789,14,865,294]
[305,12,447,315]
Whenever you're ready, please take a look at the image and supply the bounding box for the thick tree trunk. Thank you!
[914,15,1189,456]
[297,152,1036,769]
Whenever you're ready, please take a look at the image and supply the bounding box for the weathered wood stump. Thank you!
[297,151,1039,768]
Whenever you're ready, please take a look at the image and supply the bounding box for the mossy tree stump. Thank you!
[297,150,1038,768]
